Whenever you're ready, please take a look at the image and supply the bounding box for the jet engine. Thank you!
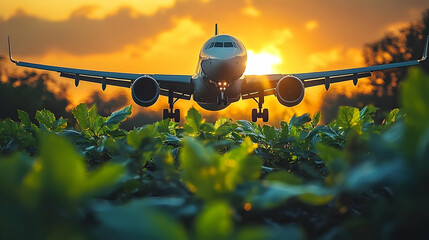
[275,76,305,107]
[131,76,160,107]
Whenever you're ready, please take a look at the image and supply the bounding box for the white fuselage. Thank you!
[192,34,247,110]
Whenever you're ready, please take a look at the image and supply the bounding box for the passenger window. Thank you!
[214,42,223,47]
[224,42,233,48]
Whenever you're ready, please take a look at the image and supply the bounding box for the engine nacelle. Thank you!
[131,76,160,107]
[275,75,305,107]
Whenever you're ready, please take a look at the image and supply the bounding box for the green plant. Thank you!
[1,67,429,239]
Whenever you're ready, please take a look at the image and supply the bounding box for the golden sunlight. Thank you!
[0,0,176,20]
[244,50,282,75]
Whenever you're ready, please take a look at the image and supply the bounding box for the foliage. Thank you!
[0,58,74,125]
[321,9,429,123]
[1,68,429,239]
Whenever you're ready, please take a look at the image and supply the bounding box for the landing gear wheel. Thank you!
[163,109,169,120]
[174,109,180,123]
[262,109,269,122]
[251,90,269,122]
[163,89,182,122]
[252,109,257,122]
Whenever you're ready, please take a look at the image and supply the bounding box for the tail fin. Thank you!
[215,24,218,35]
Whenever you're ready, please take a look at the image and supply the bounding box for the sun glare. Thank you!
[244,50,282,75]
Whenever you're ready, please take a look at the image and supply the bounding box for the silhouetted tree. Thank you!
[321,9,429,123]
[0,57,74,125]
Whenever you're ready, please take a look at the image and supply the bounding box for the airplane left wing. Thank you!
[241,35,428,100]
[8,37,193,99]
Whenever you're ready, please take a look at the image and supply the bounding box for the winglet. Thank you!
[420,35,428,63]
[8,36,18,64]
[215,23,218,36]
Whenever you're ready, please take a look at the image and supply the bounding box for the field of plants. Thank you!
[1,67,429,240]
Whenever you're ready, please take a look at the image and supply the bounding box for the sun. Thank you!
[244,50,282,75]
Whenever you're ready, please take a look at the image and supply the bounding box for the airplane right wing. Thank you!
[241,35,428,100]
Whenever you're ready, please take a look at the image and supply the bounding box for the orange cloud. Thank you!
[242,6,260,17]
[0,0,177,21]
[305,20,318,31]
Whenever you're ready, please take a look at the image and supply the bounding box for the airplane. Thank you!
[8,24,429,122]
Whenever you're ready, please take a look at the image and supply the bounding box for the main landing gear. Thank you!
[252,90,269,122]
[217,81,229,106]
[163,89,181,122]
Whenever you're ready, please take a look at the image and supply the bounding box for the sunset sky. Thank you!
[1,0,428,124]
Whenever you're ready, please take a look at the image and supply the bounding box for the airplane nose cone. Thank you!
[201,56,246,82]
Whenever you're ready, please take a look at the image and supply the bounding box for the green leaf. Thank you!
[52,117,67,131]
[0,153,33,197]
[184,107,202,134]
[127,125,156,149]
[18,110,31,127]
[344,160,406,192]
[298,193,334,206]
[20,134,85,206]
[180,137,260,199]
[220,137,262,190]
[236,227,271,240]
[35,109,55,128]
[201,122,215,133]
[384,108,401,125]
[214,117,231,130]
[359,105,378,120]
[165,134,181,145]
[154,118,171,133]
[85,163,126,196]
[180,137,219,198]
[214,118,235,137]
[73,103,90,129]
[95,200,188,240]
[279,121,289,140]
[316,143,348,177]
[401,67,429,126]
[265,171,303,185]
[336,106,360,132]
[400,68,429,154]
[196,202,233,240]
[88,104,107,133]
[312,112,321,126]
[237,120,256,133]
[21,134,125,207]
[104,105,132,126]
[289,114,311,127]
[262,125,276,143]
[250,182,334,209]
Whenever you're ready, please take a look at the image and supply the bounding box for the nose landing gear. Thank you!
[163,89,181,122]
[251,90,269,122]
[217,92,228,106]
[217,81,229,106]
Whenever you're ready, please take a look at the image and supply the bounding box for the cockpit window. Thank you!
[207,41,241,49]
[206,42,214,49]
[232,42,241,49]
